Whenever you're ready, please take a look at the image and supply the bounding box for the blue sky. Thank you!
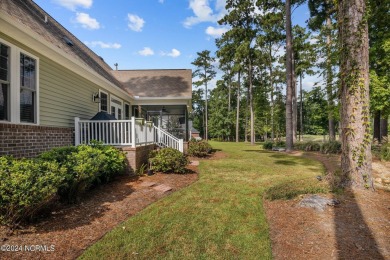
[33,0,314,89]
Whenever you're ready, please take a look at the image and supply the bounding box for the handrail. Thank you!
[153,125,183,152]
[75,117,184,152]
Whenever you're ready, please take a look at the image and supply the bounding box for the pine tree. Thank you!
[192,50,216,141]
[338,0,373,189]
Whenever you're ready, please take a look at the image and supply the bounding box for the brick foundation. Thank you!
[118,144,156,173]
[0,123,74,158]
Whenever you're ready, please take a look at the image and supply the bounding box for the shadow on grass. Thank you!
[273,160,297,166]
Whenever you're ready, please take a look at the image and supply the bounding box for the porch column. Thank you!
[185,107,189,141]
[74,117,80,145]
[131,116,136,148]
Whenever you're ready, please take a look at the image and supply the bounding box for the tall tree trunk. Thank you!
[285,0,294,151]
[380,117,388,141]
[228,75,232,141]
[326,16,336,141]
[374,110,381,142]
[299,73,303,141]
[339,0,373,190]
[292,52,297,143]
[269,44,275,141]
[236,71,241,142]
[205,70,208,141]
[245,85,249,143]
[249,60,255,145]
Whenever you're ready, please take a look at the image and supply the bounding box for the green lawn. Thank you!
[80,142,330,260]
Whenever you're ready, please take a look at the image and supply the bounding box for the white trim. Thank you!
[110,94,123,119]
[110,94,123,106]
[124,102,131,119]
[0,37,40,125]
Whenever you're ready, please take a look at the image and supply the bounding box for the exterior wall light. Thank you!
[92,92,101,103]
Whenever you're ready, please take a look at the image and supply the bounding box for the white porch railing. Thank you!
[153,125,183,152]
[74,117,183,152]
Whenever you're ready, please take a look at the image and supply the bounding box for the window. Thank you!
[0,38,39,124]
[20,53,36,123]
[0,43,9,121]
[110,96,123,120]
[100,91,108,112]
[124,103,130,120]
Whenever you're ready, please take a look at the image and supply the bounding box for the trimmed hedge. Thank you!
[0,157,66,227]
[0,143,126,226]
[264,140,341,154]
[294,141,321,152]
[263,140,286,150]
[188,140,212,157]
[149,148,189,173]
[39,142,126,203]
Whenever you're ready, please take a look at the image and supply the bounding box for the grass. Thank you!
[79,142,330,260]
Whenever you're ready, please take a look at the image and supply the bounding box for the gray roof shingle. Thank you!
[111,69,192,98]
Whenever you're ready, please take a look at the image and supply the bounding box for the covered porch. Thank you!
[133,104,189,141]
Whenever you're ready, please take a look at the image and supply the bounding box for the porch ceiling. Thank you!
[141,105,186,115]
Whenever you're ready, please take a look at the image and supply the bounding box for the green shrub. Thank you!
[274,140,285,147]
[380,143,390,161]
[321,141,341,154]
[149,148,189,173]
[263,141,273,150]
[90,141,126,183]
[188,140,212,157]
[38,146,78,165]
[294,141,321,151]
[40,143,126,203]
[0,156,66,227]
[263,140,285,150]
[59,145,105,203]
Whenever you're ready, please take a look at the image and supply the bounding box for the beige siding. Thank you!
[39,57,99,127]
[0,33,130,128]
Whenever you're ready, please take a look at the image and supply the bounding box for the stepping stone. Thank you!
[190,161,199,166]
[299,195,340,211]
[153,184,172,193]
[140,181,157,187]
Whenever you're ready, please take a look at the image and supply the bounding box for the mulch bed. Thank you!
[264,152,390,260]
[0,166,199,260]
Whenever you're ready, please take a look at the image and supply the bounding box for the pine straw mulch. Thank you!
[0,161,202,260]
[264,151,390,260]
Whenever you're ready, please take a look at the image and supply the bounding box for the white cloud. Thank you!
[183,0,226,28]
[54,0,92,11]
[138,47,154,56]
[161,48,181,58]
[205,26,228,38]
[75,12,100,30]
[85,41,121,49]
[159,0,164,3]
[127,14,145,32]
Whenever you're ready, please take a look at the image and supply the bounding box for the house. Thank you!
[0,0,192,170]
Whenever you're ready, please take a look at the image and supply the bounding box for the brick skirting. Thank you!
[118,144,156,173]
[0,123,74,158]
